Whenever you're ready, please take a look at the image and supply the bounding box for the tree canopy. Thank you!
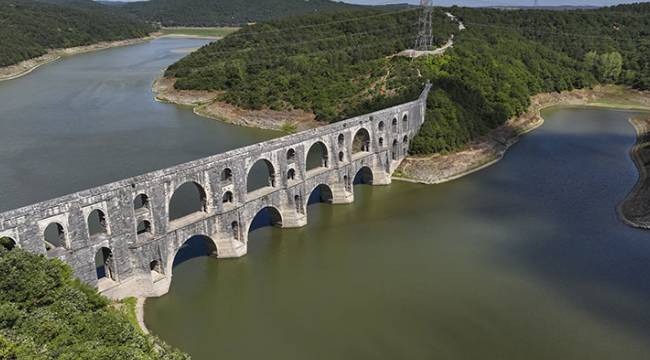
[0,247,187,359]
[0,0,154,67]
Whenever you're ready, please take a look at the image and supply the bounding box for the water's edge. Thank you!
[618,115,650,228]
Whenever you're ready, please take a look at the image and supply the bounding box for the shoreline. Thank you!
[135,297,150,334]
[0,35,163,82]
[396,86,650,185]
[0,30,226,83]
[153,77,323,132]
[618,116,650,229]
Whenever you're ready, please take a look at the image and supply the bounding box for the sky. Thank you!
[98,0,644,6]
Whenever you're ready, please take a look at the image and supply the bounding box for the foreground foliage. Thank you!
[0,0,153,67]
[167,4,650,155]
[0,247,187,359]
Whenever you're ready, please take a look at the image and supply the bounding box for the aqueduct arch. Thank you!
[247,206,284,236]
[306,141,329,172]
[354,166,374,185]
[169,181,207,222]
[172,235,218,267]
[247,158,276,194]
[307,184,334,206]
[352,128,371,153]
[0,237,16,251]
[0,84,430,299]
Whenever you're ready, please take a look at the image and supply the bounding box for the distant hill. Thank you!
[0,0,154,67]
[120,0,364,26]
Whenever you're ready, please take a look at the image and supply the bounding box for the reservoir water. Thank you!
[145,107,650,359]
[0,38,276,211]
[1,39,649,359]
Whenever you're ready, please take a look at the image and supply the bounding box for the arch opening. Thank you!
[338,151,344,162]
[306,141,329,171]
[248,206,283,234]
[337,134,344,147]
[137,220,152,236]
[402,114,408,131]
[294,194,305,214]
[392,117,398,131]
[134,194,149,210]
[172,235,218,268]
[352,128,371,153]
[287,168,296,181]
[222,191,234,204]
[221,168,233,183]
[169,181,207,222]
[95,247,115,281]
[392,139,399,160]
[286,149,296,163]
[232,221,241,241]
[379,137,384,147]
[0,237,16,251]
[308,184,334,205]
[44,223,66,251]
[354,166,374,185]
[378,121,385,131]
[87,209,108,236]
[247,159,276,193]
[150,260,163,279]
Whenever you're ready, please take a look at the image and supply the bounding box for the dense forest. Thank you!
[119,0,362,27]
[167,8,457,121]
[0,0,153,67]
[0,245,187,359]
[167,4,650,154]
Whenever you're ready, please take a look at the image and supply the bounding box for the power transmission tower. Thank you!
[414,0,434,51]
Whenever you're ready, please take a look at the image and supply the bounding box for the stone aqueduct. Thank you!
[0,85,431,298]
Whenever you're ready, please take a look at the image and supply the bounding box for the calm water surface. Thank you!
[0,38,276,211]
[146,108,650,359]
[1,38,649,359]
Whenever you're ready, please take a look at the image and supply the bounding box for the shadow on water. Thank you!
[463,110,650,337]
[172,235,217,268]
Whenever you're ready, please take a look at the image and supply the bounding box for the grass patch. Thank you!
[113,297,141,333]
[280,122,298,134]
[160,27,239,38]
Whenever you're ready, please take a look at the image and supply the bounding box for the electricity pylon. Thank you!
[414,0,434,51]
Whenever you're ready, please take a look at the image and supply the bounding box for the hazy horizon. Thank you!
[97,0,646,6]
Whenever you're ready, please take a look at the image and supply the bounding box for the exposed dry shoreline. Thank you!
[135,297,150,334]
[395,86,650,184]
[618,115,650,229]
[153,77,324,132]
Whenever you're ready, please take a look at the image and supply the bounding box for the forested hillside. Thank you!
[166,4,650,154]
[0,0,153,67]
[166,8,457,121]
[0,246,187,359]
[121,0,361,27]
